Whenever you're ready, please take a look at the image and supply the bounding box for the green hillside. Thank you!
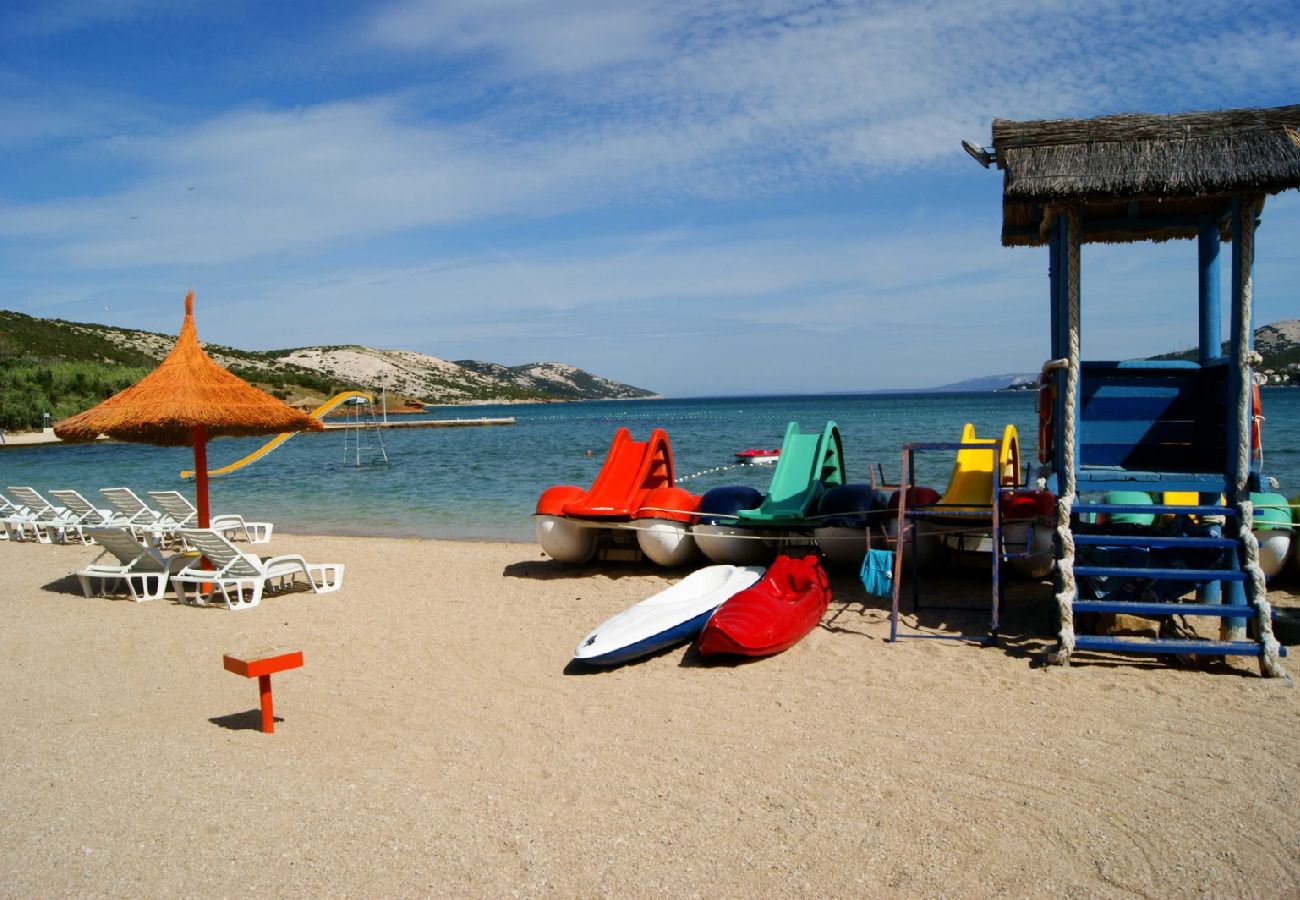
[0,309,649,430]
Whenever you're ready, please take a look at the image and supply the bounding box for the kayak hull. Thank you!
[698,554,830,657]
[575,564,765,666]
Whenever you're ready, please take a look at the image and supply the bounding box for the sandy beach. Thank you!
[1,532,1298,897]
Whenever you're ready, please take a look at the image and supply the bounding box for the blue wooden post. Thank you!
[1197,215,1221,365]
[1223,198,1249,640]
[1051,214,1072,482]
[1197,215,1223,607]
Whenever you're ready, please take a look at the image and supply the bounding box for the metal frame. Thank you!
[888,437,1018,646]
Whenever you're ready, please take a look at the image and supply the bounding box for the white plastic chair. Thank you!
[75,526,190,602]
[4,486,86,544]
[99,487,169,529]
[171,528,344,611]
[147,491,274,544]
[49,489,131,529]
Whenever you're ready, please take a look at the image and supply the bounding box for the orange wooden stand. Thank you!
[222,649,303,734]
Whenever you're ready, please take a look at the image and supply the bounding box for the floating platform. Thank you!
[322,417,514,430]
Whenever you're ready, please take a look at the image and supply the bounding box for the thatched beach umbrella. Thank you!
[54,292,322,528]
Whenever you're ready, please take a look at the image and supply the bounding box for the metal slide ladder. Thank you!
[339,397,389,468]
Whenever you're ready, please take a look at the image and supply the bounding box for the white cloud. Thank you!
[369,0,669,73]
[2,0,1298,393]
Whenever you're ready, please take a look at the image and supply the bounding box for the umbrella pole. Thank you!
[192,425,210,529]
[191,426,215,596]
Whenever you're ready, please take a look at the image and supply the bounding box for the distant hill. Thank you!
[928,373,1038,393]
[938,318,1300,393]
[1149,318,1300,384]
[454,360,657,401]
[0,309,657,430]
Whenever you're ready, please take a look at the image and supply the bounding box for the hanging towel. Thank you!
[860,548,894,598]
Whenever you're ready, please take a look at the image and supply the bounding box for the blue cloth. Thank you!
[860,548,894,598]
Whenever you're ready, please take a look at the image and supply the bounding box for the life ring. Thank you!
[1250,381,1263,459]
[1036,373,1055,465]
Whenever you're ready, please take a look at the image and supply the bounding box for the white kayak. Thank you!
[574,564,765,666]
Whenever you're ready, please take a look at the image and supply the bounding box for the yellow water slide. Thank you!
[936,423,1020,514]
[180,390,374,479]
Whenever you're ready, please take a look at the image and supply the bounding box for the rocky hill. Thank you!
[0,309,657,430]
[454,360,657,401]
[1151,318,1300,385]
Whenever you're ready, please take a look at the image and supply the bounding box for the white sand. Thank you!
[1,533,1298,896]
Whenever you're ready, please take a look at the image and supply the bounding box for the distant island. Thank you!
[0,309,657,432]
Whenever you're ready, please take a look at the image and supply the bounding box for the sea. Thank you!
[3,390,1298,542]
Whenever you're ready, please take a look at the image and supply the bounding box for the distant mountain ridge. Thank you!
[454,360,656,401]
[0,309,657,429]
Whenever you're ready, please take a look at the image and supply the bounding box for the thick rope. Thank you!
[1231,211,1285,678]
[1047,208,1081,666]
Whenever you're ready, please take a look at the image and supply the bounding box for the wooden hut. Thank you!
[983,104,1300,675]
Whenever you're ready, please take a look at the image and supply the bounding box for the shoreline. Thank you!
[1,532,1298,895]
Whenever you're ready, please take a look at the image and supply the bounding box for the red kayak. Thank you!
[697,554,831,657]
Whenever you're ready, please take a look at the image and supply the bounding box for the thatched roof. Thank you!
[990,104,1300,246]
[55,293,324,446]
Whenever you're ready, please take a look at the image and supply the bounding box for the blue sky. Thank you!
[1,0,1297,396]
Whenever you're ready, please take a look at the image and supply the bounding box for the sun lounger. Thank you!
[4,486,87,544]
[99,487,168,529]
[0,490,37,541]
[49,489,132,529]
[75,526,191,602]
[147,491,274,544]
[171,528,344,611]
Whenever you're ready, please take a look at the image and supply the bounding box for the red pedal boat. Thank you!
[733,447,781,465]
[697,554,830,657]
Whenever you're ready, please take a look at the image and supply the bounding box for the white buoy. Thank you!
[1255,527,1292,579]
[1004,520,1055,578]
[635,519,700,567]
[535,516,597,563]
[814,526,871,567]
[693,524,773,566]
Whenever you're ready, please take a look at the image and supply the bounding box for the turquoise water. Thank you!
[3,390,1298,541]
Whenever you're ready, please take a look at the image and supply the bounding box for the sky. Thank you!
[1,0,1297,397]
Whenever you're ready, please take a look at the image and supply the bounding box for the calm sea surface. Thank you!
[3,390,1298,542]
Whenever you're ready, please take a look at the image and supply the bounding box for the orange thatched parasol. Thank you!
[55,292,322,528]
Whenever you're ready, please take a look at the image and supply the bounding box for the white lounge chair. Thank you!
[147,491,273,544]
[99,487,168,528]
[49,489,130,529]
[98,487,183,545]
[75,526,191,602]
[0,490,36,541]
[171,528,344,611]
[4,486,86,544]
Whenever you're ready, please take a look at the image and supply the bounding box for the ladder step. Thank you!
[1075,503,1233,517]
[1072,534,1237,549]
[1072,601,1259,618]
[1072,566,1246,581]
[1072,635,1286,658]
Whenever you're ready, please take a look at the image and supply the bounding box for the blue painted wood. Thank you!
[1198,215,1221,365]
[1071,534,1237,549]
[1082,360,1200,371]
[1072,565,1246,581]
[1082,420,1200,444]
[1071,635,1283,657]
[1075,477,1230,492]
[1072,601,1258,618]
[1077,502,1233,516]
